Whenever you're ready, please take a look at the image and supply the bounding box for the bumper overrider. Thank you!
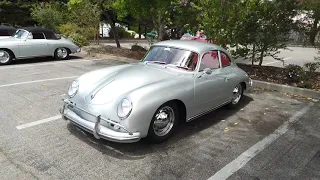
[60,99,140,143]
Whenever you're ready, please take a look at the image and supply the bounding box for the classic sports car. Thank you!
[0,27,80,65]
[60,40,252,143]
[0,25,16,39]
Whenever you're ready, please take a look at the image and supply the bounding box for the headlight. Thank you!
[117,98,132,119]
[68,80,79,98]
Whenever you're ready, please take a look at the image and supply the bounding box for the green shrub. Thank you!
[131,44,147,52]
[298,81,313,89]
[304,62,320,72]
[108,26,134,38]
[286,64,305,83]
[58,23,80,36]
[69,33,89,47]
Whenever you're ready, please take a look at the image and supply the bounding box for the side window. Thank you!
[200,51,220,71]
[220,52,231,67]
[32,32,45,39]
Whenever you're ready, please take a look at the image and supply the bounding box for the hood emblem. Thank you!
[90,79,115,100]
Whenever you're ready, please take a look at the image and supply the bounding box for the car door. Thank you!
[219,51,239,101]
[18,32,51,58]
[193,50,229,116]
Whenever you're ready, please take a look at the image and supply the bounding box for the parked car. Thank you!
[60,40,252,143]
[0,25,16,39]
[0,27,80,65]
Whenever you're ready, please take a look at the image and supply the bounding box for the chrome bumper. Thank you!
[60,99,140,143]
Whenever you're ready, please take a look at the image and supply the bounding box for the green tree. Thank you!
[298,0,320,46]
[202,0,298,66]
[31,1,67,32]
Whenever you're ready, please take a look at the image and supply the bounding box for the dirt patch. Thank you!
[238,64,320,91]
[87,45,146,60]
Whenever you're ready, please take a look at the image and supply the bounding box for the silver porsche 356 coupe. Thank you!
[0,27,80,65]
[60,40,252,143]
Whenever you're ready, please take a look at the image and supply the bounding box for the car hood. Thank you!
[78,63,178,105]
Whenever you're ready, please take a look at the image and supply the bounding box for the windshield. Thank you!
[143,46,199,71]
[13,29,28,39]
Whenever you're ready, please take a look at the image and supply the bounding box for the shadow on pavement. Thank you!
[67,95,253,160]
[6,55,83,65]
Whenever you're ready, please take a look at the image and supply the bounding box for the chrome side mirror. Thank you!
[204,68,212,75]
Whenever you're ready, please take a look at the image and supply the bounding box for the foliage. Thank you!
[58,23,80,36]
[68,33,89,47]
[108,26,133,38]
[297,0,320,46]
[304,62,320,72]
[130,44,147,52]
[31,2,67,32]
[212,0,300,66]
[286,64,306,83]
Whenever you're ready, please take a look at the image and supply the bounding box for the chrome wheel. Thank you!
[56,48,68,59]
[231,84,243,104]
[0,50,10,64]
[153,106,175,137]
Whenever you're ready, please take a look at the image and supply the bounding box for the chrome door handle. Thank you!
[225,77,230,81]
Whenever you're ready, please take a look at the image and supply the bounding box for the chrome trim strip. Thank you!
[187,101,230,122]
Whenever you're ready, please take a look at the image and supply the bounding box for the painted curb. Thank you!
[252,80,320,99]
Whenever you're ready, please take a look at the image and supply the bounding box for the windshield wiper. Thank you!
[146,61,167,65]
[167,64,191,70]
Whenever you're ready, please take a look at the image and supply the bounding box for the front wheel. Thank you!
[54,47,69,60]
[0,50,13,65]
[147,102,179,143]
[227,83,244,108]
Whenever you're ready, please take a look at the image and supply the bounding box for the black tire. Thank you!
[147,102,179,143]
[227,83,244,109]
[54,47,69,60]
[0,49,13,65]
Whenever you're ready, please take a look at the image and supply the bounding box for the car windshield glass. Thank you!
[143,46,199,71]
[13,30,28,39]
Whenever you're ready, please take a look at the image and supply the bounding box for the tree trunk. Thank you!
[110,22,121,48]
[252,44,256,65]
[258,50,264,66]
[309,18,319,46]
[138,23,141,39]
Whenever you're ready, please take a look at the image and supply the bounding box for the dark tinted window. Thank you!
[32,32,45,39]
[220,52,231,67]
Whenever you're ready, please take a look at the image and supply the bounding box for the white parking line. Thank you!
[16,115,61,130]
[208,102,313,180]
[0,76,78,88]
[0,58,104,70]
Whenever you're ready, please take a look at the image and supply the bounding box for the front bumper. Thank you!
[60,99,140,143]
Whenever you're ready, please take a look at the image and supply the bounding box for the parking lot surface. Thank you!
[0,56,319,180]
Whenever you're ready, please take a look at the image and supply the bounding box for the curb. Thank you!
[252,80,320,99]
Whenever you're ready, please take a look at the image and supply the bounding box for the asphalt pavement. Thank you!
[0,56,319,180]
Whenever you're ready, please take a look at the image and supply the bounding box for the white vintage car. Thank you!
[60,40,253,143]
[0,27,81,65]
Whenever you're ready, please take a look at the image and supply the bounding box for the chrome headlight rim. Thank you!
[117,98,133,120]
[68,80,79,98]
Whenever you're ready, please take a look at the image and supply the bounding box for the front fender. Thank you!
[122,74,195,138]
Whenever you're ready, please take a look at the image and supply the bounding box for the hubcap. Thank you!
[231,84,242,104]
[0,50,10,63]
[153,106,175,136]
[57,48,68,58]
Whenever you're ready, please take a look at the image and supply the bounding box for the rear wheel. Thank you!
[227,83,244,108]
[0,50,13,65]
[147,102,179,143]
[54,47,69,60]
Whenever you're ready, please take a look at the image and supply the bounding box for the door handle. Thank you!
[225,77,230,81]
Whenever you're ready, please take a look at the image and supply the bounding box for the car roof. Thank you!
[19,27,59,39]
[153,40,227,54]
